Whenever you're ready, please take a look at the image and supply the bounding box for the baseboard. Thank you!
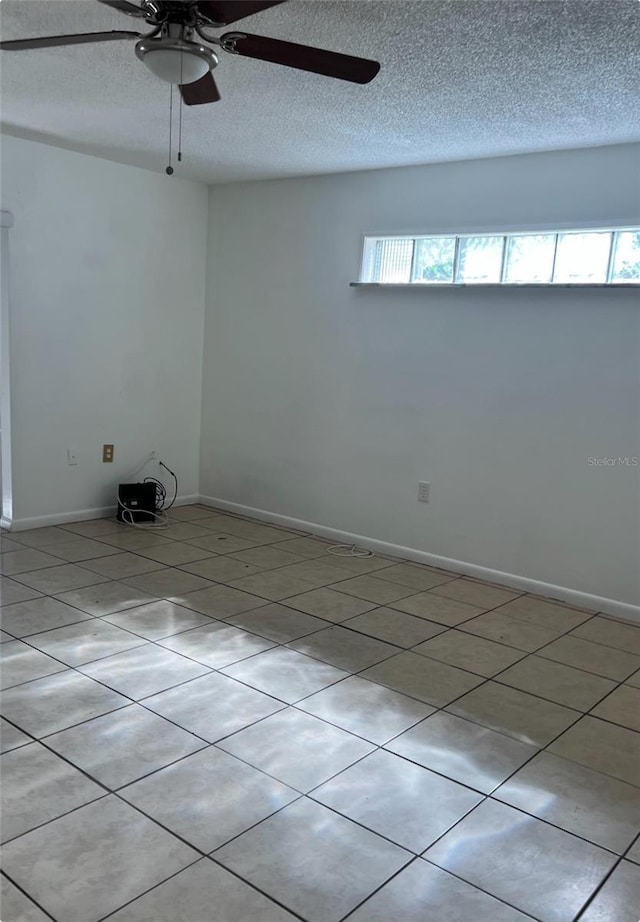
[4,495,200,532]
[199,494,640,624]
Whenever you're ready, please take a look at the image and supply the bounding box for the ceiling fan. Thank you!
[0,1,381,105]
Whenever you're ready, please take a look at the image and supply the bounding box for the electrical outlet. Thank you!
[417,481,430,503]
[102,444,114,463]
[67,449,78,466]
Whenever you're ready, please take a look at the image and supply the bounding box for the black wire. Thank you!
[159,461,178,510]
[168,83,173,169]
[178,53,183,162]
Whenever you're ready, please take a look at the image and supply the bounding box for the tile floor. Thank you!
[1,504,640,922]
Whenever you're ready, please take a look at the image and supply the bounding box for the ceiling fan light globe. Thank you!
[135,38,218,85]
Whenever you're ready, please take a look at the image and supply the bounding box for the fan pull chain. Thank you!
[166,83,174,176]
[178,52,184,163]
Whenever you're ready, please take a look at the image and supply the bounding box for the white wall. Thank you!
[201,144,640,607]
[0,134,208,524]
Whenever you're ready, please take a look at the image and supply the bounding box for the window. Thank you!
[360,229,640,285]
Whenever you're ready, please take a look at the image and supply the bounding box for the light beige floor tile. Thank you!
[12,564,110,594]
[374,563,458,591]
[221,646,348,703]
[460,609,563,651]
[0,640,67,690]
[55,580,159,615]
[497,655,616,711]
[430,578,522,609]
[122,567,213,597]
[80,553,166,579]
[157,621,275,669]
[0,536,25,552]
[120,747,298,852]
[385,711,536,793]
[269,536,333,558]
[549,716,640,787]
[0,576,43,606]
[32,538,121,563]
[186,532,264,553]
[0,596,92,637]
[25,619,145,667]
[167,505,216,521]
[174,583,267,617]
[178,556,261,582]
[448,681,580,746]
[347,859,532,922]
[285,587,377,621]
[572,617,640,656]
[160,522,218,541]
[590,684,640,732]
[78,643,210,699]
[361,650,483,706]
[313,749,481,852]
[102,599,212,640]
[228,603,328,642]
[46,705,206,788]
[107,858,298,922]
[1,717,32,753]
[97,530,173,551]
[414,630,525,676]
[1,742,106,842]
[627,838,640,864]
[23,524,113,546]
[344,607,447,647]
[425,799,616,922]
[231,545,306,569]
[133,540,216,565]
[390,591,484,625]
[0,796,198,922]
[495,751,640,853]
[229,570,318,601]
[272,559,355,589]
[1,872,55,922]
[287,625,399,672]
[61,519,127,538]
[218,708,374,792]
[143,671,285,742]
[0,548,67,576]
[320,554,398,575]
[214,798,410,922]
[0,629,13,642]
[537,635,640,681]
[0,670,129,737]
[494,595,592,631]
[298,675,433,744]
[331,575,416,604]
[578,860,640,922]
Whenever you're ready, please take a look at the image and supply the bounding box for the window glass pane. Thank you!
[553,232,611,283]
[411,236,455,283]
[456,236,504,283]
[611,231,640,283]
[504,234,556,283]
[373,238,413,283]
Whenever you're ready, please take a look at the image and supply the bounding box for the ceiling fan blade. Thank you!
[96,0,148,17]
[0,30,141,51]
[180,72,221,105]
[196,1,285,26]
[221,32,380,84]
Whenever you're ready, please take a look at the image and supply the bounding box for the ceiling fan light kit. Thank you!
[135,24,218,85]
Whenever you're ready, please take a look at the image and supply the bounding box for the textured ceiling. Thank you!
[1,0,639,183]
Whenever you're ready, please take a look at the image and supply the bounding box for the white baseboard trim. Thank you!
[199,494,640,624]
[4,495,200,532]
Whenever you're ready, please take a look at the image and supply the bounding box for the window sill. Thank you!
[350,282,639,289]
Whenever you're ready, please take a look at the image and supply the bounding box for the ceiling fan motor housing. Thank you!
[135,22,218,84]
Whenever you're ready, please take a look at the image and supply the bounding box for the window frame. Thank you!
[358,227,640,287]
